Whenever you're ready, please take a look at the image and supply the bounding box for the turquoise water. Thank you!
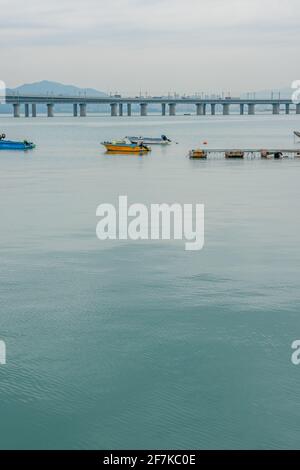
[0,114,300,449]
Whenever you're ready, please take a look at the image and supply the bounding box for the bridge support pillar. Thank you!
[13,103,20,118]
[47,103,54,117]
[240,104,244,115]
[73,104,78,117]
[169,103,176,116]
[140,103,148,116]
[127,103,131,116]
[119,103,123,116]
[211,103,216,115]
[248,103,255,115]
[285,104,290,114]
[25,103,29,118]
[223,103,230,115]
[79,103,87,117]
[161,103,166,116]
[297,104,300,114]
[110,103,117,116]
[32,103,37,117]
[196,103,205,115]
[272,103,280,115]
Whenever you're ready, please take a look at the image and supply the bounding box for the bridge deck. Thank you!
[4,95,296,105]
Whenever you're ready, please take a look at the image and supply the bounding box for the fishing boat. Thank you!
[126,135,171,145]
[294,131,300,139]
[261,150,284,159]
[260,150,274,159]
[0,133,35,150]
[189,149,207,159]
[225,150,244,159]
[102,139,151,153]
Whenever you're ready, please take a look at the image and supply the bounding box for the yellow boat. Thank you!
[102,140,151,153]
[189,149,207,159]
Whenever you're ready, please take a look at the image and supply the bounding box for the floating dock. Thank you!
[189,148,300,159]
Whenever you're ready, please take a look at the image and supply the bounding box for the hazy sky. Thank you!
[1,0,299,94]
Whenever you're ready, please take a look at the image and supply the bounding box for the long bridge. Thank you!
[5,94,299,117]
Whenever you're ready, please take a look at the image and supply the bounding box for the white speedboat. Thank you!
[126,134,171,145]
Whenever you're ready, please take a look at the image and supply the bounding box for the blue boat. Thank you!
[0,133,35,150]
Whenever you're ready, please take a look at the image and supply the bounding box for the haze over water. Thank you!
[0,114,300,449]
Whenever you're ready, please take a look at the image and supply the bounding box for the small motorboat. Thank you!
[261,150,283,159]
[189,149,207,159]
[261,150,273,159]
[126,135,171,145]
[0,133,35,150]
[225,150,244,159]
[102,139,151,153]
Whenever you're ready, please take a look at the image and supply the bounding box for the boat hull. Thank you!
[102,143,150,153]
[0,140,35,150]
[127,136,171,145]
[189,150,207,159]
[128,138,170,145]
[225,151,244,159]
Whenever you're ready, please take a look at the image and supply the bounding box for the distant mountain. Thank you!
[7,80,107,97]
[1,80,108,114]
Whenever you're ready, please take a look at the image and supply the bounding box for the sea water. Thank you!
[0,113,300,449]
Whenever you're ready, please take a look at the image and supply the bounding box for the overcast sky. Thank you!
[0,0,299,94]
